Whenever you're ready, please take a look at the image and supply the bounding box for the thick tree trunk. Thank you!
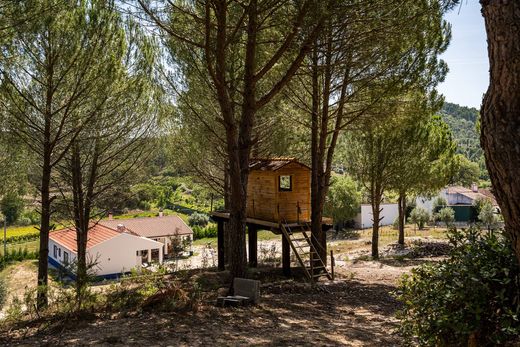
[398,192,406,245]
[480,0,520,263]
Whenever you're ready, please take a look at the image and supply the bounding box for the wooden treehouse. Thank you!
[211,158,333,282]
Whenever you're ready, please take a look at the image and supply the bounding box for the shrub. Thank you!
[436,207,455,228]
[188,212,209,228]
[192,224,217,240]
[432,196,448,212]
[396,228,520,346]
[0,277,6,310]
[17,217,32,226]
[409,207,430,230]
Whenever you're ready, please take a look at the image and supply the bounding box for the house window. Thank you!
[53,245,57,258]
[279,175,292,191]
[63,251,69,264]
[59,248,61,257]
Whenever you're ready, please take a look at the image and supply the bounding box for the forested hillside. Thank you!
[440,102,488,180]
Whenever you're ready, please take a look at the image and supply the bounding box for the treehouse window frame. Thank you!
[278,175,292,192]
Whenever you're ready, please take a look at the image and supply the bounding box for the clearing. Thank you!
[0,226,449,346]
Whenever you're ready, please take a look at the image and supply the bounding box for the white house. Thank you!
[353,203,399,229]
[100,214,193,258]
[49,224,164,279]
[416,185,498,214]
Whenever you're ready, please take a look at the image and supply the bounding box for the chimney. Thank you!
[117,224,126,233]
[108,212,113,221]
[471,183,478,193]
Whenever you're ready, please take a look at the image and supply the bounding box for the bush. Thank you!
[436,207,455,228]
[17,217,32,226]
[396,228,520,346]
[188,212,209,228]
[409,207,430,230]
[0,277,6,310]
[192,224,217,240]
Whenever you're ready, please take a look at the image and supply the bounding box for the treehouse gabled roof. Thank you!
[249,158,310,171]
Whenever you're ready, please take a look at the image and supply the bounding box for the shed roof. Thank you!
[445,185,498,206]
[50,224,120,253]
[100,215,193,238]
[249,158,310,171]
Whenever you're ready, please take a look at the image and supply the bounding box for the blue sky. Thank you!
[438,2,489,109]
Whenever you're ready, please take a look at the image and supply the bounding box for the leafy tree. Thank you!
[432,196,448,211]
[323,175,361,228]
[478,202,499,232]
[479,0,520,264]
[437,207,455,228]
[0,0,137,309]
[409,207,430,230]
[450,154,480,187]
[0,192,24,225]
[188,212,210,228]
[287,0,452,261]
[140,0,327,278]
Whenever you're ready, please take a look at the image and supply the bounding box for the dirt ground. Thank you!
[0,229,449,346]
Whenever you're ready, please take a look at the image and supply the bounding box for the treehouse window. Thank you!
[279,175,292,191]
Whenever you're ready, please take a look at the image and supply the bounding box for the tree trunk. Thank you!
[480,0,520,263]
[36,154,51,310]
[398,192,406,245]
[371,199,381,259]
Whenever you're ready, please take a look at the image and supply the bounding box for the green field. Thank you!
[1,225,39,240]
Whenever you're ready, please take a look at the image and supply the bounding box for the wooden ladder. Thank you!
[280,221,333,282]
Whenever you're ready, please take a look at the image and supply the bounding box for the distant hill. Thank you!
[440,102,482,162]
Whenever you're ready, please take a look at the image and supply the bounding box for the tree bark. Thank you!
[371,199,381,259]
[398,192,406,245]
[36,145,51,310]
[480,0,520,263]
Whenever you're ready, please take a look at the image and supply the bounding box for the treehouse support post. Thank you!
[248,225,258,268]
[217,220,225,271]
[282,234,291,276]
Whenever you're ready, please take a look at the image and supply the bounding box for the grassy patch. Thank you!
[0,240,39,256]
[111,209,190,223]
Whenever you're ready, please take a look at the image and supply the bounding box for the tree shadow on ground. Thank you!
[0,279,402,346]
[377,257,441,268]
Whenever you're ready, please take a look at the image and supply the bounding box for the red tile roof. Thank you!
[100,215,193,238]
[50,224,120,253]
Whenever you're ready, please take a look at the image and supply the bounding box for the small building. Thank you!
[416,185,499,222]
[247,158,311,223]
[100,215,193,257]
[48,224,164,279]
[353,203,399,229]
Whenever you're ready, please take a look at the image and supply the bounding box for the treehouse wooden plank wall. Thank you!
[247,158,311,223]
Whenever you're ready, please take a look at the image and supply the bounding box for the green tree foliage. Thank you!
[397,228,520,346]
[478,203,499,232]
[451,154,480,187]
[409,207,430,230]
[323,175,361,224]
[432,196,448,211]
[0,192,24,225]
[436,207,455,228]
[188,212,209,228]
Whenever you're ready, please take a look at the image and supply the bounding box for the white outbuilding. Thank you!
[353,203,399,229]
[49,223,164,279]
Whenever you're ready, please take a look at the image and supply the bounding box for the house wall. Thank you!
[89,233,164,276]
[354,203,399,229]
[246,162,311,223]
[48,239,76,270]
